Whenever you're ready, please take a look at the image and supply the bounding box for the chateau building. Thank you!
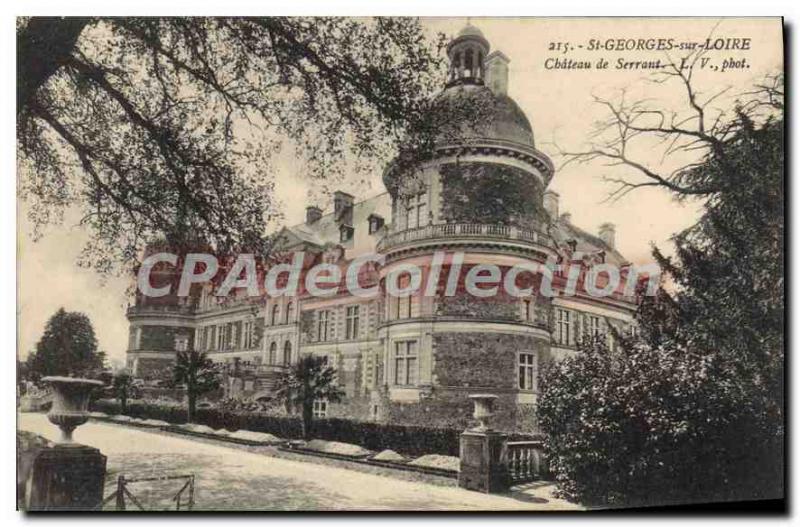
[126,25,639,433]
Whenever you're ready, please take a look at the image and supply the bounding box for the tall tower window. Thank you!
[402,191,428,230]
[394,341,418,386]
[518,352,536,390]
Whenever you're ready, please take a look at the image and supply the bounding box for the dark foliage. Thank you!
[172,349,221,422]
[91,399,544,456]
[274,355,344,439]
[17,17,450,272]
[111,372,137,413]
[25,307,106,379]
[91,399,436,455]
[540,73,784,507]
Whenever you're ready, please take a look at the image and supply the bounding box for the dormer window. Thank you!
[340,225,354,242]
[368,214,384,234]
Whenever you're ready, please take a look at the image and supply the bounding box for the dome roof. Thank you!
[458,23,485,39]
[431,83,535,148]
[447,23,490,54]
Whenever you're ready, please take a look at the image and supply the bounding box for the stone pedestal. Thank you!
[458,430,509,493]
[25,445,107,511]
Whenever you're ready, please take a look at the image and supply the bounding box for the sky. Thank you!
[17,17,783,365]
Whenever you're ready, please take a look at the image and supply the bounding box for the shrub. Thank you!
[91,399,539,457]
[538,338,783,507]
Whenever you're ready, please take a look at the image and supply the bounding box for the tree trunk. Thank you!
[120,393,127,414]
[301,401,313,440]
[17,17,91,114]
[187,391,196,423]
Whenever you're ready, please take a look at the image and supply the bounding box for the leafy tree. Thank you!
[542,65,784,506]
[539,335,781,506]
[172,349,221,422]
[17,17,451,272]
[112,371,136,413]
[276,355,344,439]
[25,308,106,379]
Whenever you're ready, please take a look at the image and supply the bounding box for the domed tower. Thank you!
[376,25,556,433]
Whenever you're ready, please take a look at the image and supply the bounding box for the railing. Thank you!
[506,440,545,484]
[377,222,549,252]
[225,364,288,377]
[127,304,195,316]
[100,474,195,511]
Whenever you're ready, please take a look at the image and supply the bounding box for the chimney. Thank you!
[543,190,559,220]
[560,212,572,224]
[305,206,322,225]
[485,51,510,96]
[599,223,616,248]
[333,191,355,222]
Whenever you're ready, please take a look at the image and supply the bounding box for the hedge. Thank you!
[91,399,466,456]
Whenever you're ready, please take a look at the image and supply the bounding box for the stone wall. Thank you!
[134,357,176,379]
[383,331,549,433]
[138,325,193,351]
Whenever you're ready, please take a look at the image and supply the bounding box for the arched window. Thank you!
[271,305,280,325]
[453,51,462,80]
[285,302,294,324]
[269,342,277,364]
[283,341,292,365]
[464,49,474,77]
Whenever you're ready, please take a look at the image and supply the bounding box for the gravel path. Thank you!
[19,413,581,511]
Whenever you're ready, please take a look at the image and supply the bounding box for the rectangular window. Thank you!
[174,335,188,352]
[395,202,407,231]
[345,305,360,340]
[556,309,571,346]
[242,321,253,349]
[416,192,428,228]
[313,399,328,418]
[588,315,602,338]
[317,310,330,342]
[395,295,412,320]
[394,275,412,319]
[518,353,536,390]
[607,331,617,352]
[225,323,235,349]
[394,341,418,386]
[404,192,428,229]
[216,325,225,350]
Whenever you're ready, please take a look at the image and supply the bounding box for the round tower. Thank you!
[376,25,556,433]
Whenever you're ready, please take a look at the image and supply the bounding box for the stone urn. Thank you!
[468,393,498,432]
[42,377,105,446]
